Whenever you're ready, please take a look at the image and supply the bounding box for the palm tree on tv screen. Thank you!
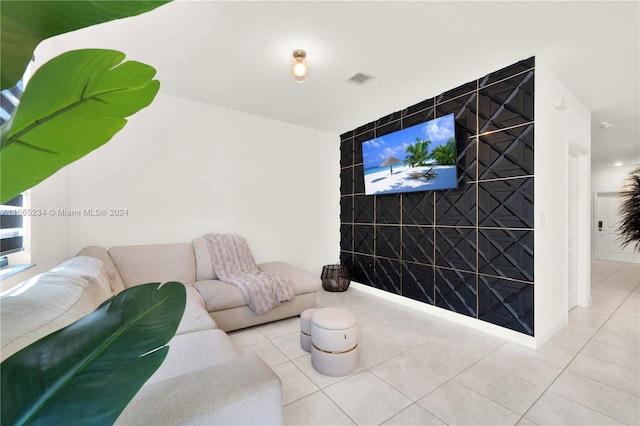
[405,137,431,167]
[429,137,457,165]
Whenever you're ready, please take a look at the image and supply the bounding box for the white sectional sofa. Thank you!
[1,238,322,424]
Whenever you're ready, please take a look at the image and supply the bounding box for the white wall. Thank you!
[64,93,340,275]
[592,164,637,193]
[534,59,591,345]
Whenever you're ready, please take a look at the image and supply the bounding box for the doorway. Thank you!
[595,192,640,263]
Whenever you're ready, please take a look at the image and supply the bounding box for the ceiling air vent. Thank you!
[346,72,374,86]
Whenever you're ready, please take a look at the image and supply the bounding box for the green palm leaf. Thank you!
[1,281,186,426]
[1,0,170,90]
[0,49,160,204]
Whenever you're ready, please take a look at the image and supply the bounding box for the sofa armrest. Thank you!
[116,354,282,425]
[258,261,321,294]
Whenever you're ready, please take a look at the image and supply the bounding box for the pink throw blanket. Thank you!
[203,234,295,314]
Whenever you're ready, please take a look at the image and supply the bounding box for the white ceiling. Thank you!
[40,0,639,168]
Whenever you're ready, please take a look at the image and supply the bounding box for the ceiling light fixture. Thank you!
[290,49,309,83]
[614,161,623,167]
[600,121,614,128]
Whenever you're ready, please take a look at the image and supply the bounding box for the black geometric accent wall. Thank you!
[340,57,535,335]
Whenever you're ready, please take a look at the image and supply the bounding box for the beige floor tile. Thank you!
[258,316,301,339]
[567,353,640,396]
[292,354,365,389]
[227,326,268,348]
[239,340,288,367]
[546,323,598,352]
[372,324,434,351]
[381,403,445,425]
[283,391,355,425]
[271,331,308,360]
[581,340,640,371]
[370,354,449,401]
[592,328,640,352]
[356,310,400,334]
[549,370,640,425]
[356,333,401,368]
[324,371,412,426]
[568,306,611,328]
[516,418,539,425]
[454,363,545,415]
[431,327,503,359]
[600,311,640,338]
[417,381,520,425]
[478,346,562,388]
[525,391,623,425]
[505,341,577,369]
[272,361,320,405]
[407,340,480,378]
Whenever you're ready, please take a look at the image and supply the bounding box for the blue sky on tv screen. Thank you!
[362,114,455,169]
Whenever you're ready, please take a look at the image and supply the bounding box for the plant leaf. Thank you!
[1,0,171,90]
[0,49,160,204]
[1,281,186,426]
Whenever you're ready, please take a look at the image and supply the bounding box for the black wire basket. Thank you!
[321,264,350,292]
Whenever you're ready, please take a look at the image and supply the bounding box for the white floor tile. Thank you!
[370,354,449,401]
[504,341,577,369]
[407,340,480,378]
[381,403,445,425]
[258,317,301,339]
[356,333,401,368]
[324,371,412,426]
[567,353,640,396]
[239,340,288,367]
[454,363,545,415]
[417,381,520,425]
[526,391,624,425]
[227,326,268,348]
[478,346,562,388]
[292,354,365,389]
[283,391,355,425]
[549,370,640,425]
[581,340,640,371]
[272,361,319,405]
[271,331,309,360]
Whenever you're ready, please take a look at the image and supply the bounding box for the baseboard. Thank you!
[349,282,538,349]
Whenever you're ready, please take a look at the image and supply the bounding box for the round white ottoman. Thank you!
[310,307,358,376]
[300,308,317,352]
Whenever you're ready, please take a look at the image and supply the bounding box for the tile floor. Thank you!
[229,260,640,425]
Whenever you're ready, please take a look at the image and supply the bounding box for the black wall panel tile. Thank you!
[354,225,374,255]
[435,268,477,318]
[436,184,477,227]
[403,106,435,128]
[478,178,534,229]
[436,81,477,105]
[478,125,534,179]
[375,258,402,295]
[403,262,435,305]
[340,58,536,336]
[354,195,374,223]
[478,276,534,335]
[353,164,365,194]
[377,120,402,138]
[402,192,434,225]
[376,195,401,224]
[353,254,375,287]
[479,57,535,88]
[376,225,401,259]
[435,92,477,136]
[340,223,353,252]
[478,71,534,133]
[354,139,364,165]
[478,229,534,282]
[341,139,354,167]
[340,167,353,195]
[340,251,353,272]
[402,226,435,264]
[340,195,353,223]
[435,227,476,272]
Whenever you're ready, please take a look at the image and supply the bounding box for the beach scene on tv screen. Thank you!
[362,113,458,196]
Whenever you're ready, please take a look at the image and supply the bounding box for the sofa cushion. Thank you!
[76,245,126,293]
[175,287,217,335]
[194,280,246,312]
[0,257,112,361]
[145,329,240,386]
[258,261,322,294]
[109,243,196,287]
[192,237,217,281]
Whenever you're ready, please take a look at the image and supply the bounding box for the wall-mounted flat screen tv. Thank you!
[362,113,458,196]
